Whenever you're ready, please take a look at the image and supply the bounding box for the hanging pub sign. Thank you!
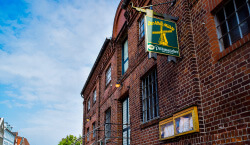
[145,15,180,57]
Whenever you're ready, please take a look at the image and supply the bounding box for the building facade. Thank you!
[13,132,30,145]
[81,0,250,144]
[3,123,15,145]
[0,118,4,145]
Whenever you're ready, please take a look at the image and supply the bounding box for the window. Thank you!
[141,69,159,122]
[122,97,130,145]
[87,99,90,111]
[87,128,89,141]
[106,65,111,86]
[93,89,96,104]
[122,39,129,74]
[139,17,145,40]
[92,122,96,138]
[105,108,111,139]
[215,0,250,51]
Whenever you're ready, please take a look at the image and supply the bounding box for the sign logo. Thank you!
[148,45,155,50]
[145,16,180,57]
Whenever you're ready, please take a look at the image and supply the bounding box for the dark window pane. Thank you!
[147,97,149,120]
[221,34,230,49]
[230,27,241,43]
[238,5,249,23]
[217,8,226,23]
[240,17,250,35]
[227,14,238,30]
[154,93,157,115]
[220,22,228,35]
[225,0,235,17]
[235,0,245,9]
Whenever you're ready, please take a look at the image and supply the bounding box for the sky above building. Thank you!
[0,0,119,145]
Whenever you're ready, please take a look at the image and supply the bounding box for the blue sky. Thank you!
[0,0,119,144]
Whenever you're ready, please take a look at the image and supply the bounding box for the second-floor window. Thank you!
[139,17,145,40]
[87,99,90,111]
[122,39,129,74]
[142,69,159,122]
[106,65,111,86]
[93,89,96,104]
[215,0,250,51]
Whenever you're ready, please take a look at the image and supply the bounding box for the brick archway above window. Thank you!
[112,1,126,39]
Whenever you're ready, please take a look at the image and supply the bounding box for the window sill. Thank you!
[215,33,250,61]
[140,117,160,129]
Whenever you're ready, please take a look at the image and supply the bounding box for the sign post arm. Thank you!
[130,3,179,21]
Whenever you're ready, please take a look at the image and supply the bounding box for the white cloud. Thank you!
[0,100,12,108]
[0,0,119,145]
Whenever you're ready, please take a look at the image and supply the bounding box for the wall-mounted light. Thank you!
[115,81,123,88]
[86,116,91,122]
[115,83,121,88]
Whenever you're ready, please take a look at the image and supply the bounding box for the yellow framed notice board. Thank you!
[159,106,199,140]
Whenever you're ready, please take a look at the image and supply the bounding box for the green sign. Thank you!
[145,16,180,57]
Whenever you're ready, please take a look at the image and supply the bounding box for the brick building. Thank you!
[81,0,250,144]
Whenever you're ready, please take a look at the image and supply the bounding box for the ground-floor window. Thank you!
[123,97,130,145]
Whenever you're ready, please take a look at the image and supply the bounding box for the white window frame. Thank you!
[93,89,96,104]
[105,108,111,139]
[139,17,145,40]
[106,65,111,86]
[122,39,129,75]
[87,99,90,111]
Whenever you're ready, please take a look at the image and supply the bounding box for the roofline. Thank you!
[80,38,111,96]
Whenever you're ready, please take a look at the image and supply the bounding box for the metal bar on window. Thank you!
[151,71,155,118]
[147,75,151,120]
[154,69,159,117]
[141,80,144,122]
[247,0,250,14]
[233,0,243,38]
[144,78,147,122]
[223,7,232,45]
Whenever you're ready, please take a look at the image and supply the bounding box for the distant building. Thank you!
[13,132,30,145]
[3,122,15,145]
[0,118,4,145]
[14,135,30,145]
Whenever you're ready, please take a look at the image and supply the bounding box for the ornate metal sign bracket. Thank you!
[130,2,179,22]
